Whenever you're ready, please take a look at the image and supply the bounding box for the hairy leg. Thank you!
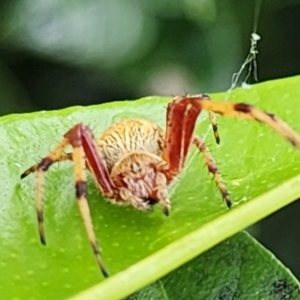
[193,136,231,207]
[21,123,118,277]
[21,153,73,179]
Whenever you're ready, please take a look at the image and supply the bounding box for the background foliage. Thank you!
[127,232,300,300]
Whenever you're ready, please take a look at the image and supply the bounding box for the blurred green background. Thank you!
[0,0,300,280]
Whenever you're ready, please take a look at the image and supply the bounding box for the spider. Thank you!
[21,94,300,277]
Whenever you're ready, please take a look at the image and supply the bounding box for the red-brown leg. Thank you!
[162,94,221,175]
[193,136,231,207]
[162,97,203,177]
[185,94,300,149]
[162,95,230,206]
[21,123,117,277]
[65,124,116,198]
[162,94,300,207]
[163,94,300,175]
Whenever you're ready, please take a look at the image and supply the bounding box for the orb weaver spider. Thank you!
[21,94,300,277]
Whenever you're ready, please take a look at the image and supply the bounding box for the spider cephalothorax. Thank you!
[21,94,300,277]
[110,151,170,213]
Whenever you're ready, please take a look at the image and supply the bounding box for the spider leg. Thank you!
[193,136,231,207]
[25,138,71,246]
[72,144,109,277]
[22,124,117,277]
[64,124,117,277]
[21,153,73,179]
[185,94,300,150]
[163,94,300,208]
[162,96,201,177]
[208,109,220,144]
[162,96,231,207]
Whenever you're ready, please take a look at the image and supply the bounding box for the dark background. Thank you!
[1,0,300,278]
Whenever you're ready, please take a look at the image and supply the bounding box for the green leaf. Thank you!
[126,232,300,300]
[1,76,300,299]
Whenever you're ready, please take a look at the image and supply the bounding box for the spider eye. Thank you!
[130,162,141,173]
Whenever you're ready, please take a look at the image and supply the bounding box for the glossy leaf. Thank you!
[0,76,300,299]
[127,232,300,300]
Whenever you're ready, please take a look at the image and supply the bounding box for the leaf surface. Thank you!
[1,76,300,299]
[127,232,300,300]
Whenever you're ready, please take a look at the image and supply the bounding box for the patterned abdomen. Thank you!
[98,119,164,171]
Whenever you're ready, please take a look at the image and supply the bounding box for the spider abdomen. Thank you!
[97,119,164,171]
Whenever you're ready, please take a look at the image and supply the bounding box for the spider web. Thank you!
[224,0,263,198]
[227,0,263,95]
[170,0,264,199]
[155,1,264,200]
